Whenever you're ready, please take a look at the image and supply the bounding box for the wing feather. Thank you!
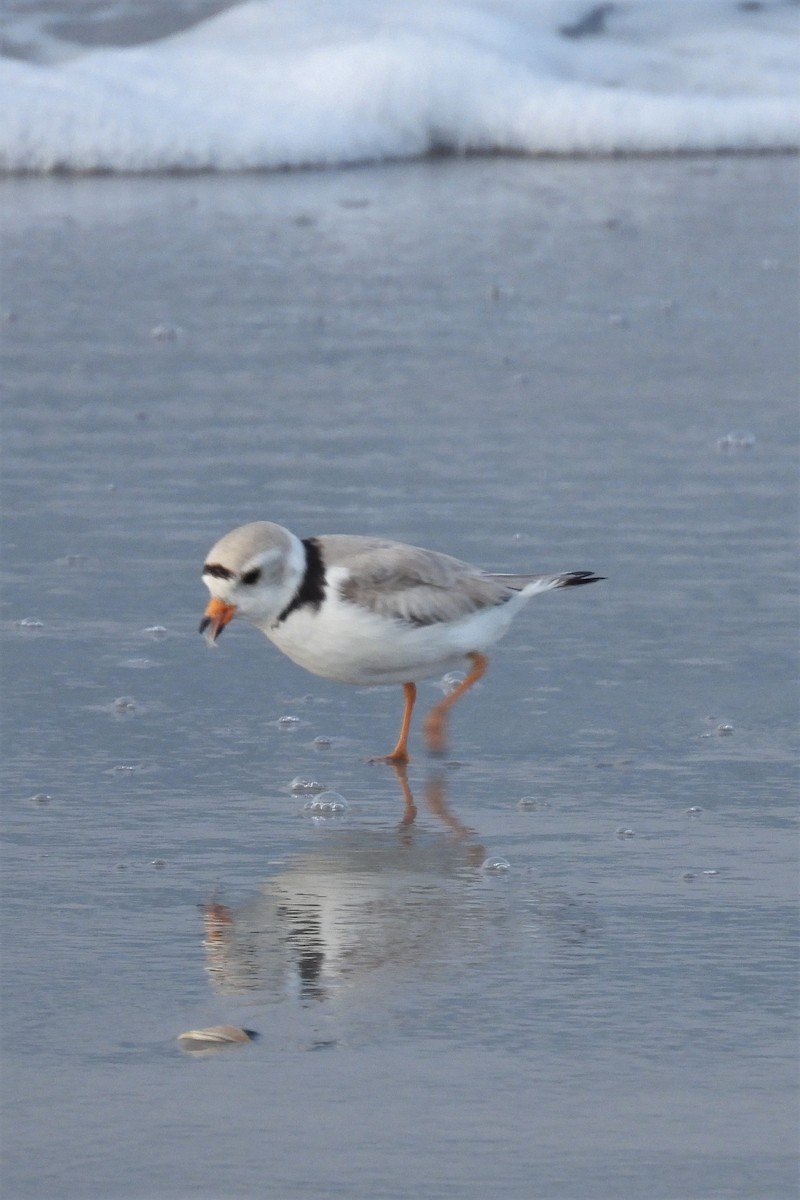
[317,536,602,626]
[324,538,512,627]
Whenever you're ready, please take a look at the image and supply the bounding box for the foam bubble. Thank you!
[480,856,511,874]
[290,776,326,794]
[717,431,756,450]
[517,796,550,810]
[303,790,349,814]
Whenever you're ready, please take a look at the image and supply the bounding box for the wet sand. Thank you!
[1,153,798,1200]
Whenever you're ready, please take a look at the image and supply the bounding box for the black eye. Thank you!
[241,567,262,586]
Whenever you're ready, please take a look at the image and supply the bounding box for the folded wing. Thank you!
[330,539,513,627]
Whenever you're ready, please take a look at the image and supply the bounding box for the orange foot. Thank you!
[368,750,410,766]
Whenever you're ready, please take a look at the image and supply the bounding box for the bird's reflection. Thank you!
[200,766,490,1001]
[391,762,479,841]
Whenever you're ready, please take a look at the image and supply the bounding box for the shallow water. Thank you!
[1,155,798,1199]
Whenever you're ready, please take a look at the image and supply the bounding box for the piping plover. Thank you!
[200,521,603,761]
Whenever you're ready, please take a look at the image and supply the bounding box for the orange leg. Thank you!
[422,651,488,756]
[369,681,417,765]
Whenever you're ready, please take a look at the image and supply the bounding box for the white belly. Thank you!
[261,592,525,685]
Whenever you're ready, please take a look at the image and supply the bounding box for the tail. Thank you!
[550,570,604,589]
[487,570,604,598]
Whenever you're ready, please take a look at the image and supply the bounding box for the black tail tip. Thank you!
[561,571,605,587]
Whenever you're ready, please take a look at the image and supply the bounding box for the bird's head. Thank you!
[199,521,305,644]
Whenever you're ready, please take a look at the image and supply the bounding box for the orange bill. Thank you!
[199,597,237,644]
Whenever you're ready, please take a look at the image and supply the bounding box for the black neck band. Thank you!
[275,537,326,624]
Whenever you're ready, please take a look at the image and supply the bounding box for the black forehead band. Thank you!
[203,562,235,580]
